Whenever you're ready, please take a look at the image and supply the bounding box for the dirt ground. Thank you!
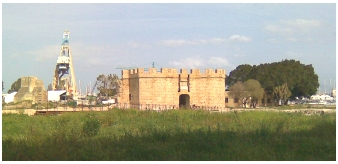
[2,107,336,116]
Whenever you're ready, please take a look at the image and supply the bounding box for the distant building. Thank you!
[224,91,239,107]
[14,76,47,104]
[48,90,67,102]
[332,89,336,99]
[4,92,17,103]
[310,94,334,101]
[224,91,274,108]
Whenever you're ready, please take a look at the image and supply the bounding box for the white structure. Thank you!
[102,99,116,104]
[52,31,77,96]
[332,89,336,98]
[310,94,334,101]
[48,90,66,102]
[4,92,17,103]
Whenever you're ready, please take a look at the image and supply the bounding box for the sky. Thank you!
[1,3,336,95]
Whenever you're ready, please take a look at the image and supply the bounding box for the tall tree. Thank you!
[244,79,264,108]
[273,83,292,105]
[227,59,319,99]
[96,74,120,97]
[228,81,250,108]
[8,78,21,94]
[226,64,253,87]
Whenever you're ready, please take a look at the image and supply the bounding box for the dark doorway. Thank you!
[179,94,190,108]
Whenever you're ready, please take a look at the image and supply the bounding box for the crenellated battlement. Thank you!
[122,68,226,79]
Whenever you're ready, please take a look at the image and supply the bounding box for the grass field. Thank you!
[2,108,336,161]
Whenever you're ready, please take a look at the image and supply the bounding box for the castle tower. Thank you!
[118,68,226,109]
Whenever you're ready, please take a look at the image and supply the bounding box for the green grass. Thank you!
[275,104,336,110]
[2,109,336,161]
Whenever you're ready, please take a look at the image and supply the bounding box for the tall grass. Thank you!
[2,109,336,160]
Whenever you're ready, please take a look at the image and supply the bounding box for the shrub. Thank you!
[82,116,101,137]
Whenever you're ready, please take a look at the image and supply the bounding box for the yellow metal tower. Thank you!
[52,31,77,97]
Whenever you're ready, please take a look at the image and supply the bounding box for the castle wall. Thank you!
[187,69,226,107]
[14,76,47,104]
[138,68,179,105]
[118,68,226,109]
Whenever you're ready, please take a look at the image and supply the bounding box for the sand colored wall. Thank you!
[119,68,226,108]
[14,76,47,104]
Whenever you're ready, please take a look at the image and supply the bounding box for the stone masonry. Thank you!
[14,76,47,104]
[118,68,226,109]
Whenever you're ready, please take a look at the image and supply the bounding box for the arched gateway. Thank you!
[179,94,190,108]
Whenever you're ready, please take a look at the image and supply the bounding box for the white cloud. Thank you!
[229,35,252,42]
[208,38,227,44]
[207,57,232,67]
[169,57,204,68]
[265,19,321,35]
[169,56,232,69]
[158,35,251,47]
[286,37,299,42]
[26,45,60,62]
[282,19,321,29]
[266,38,279,44]
[157,39,197,47]
[234,54,246,58]
[127,42,150,49]
[264,25,293,33]
[264,19,321,43]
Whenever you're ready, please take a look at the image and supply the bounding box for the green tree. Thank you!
[7,78,21,93]
[244,79,264,108]
[273,83,292,105]
[227,59,319,99]
[228,81,250,108]
[96,74,120,97]
[226,64,252,87]
[47,83,53,91]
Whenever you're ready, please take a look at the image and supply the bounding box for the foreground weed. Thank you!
[82,115,101,137]
[2,110,336,161]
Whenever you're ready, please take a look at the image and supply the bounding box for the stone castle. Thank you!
[14,76,47,104]
[118,68,227,109]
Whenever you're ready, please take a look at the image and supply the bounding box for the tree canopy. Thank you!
[244,79,264,108]
[273,83,292,105]
[227,59,319,98]
[8,78,21,94]
[228,81,248,108]
[228,79,264,108]
[96,74,120,97]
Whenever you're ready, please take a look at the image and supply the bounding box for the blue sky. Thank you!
[2,3,336,95]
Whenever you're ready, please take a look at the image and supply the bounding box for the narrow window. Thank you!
[178,74,181,92]
[188,74,190,92]
[225,98,229,103]
[129,94,132,100]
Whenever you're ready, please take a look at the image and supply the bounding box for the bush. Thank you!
[82,116,101,137]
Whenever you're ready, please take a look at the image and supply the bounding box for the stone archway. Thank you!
[179,94,190,108]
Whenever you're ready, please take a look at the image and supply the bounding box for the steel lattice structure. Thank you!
[52,31,77,97]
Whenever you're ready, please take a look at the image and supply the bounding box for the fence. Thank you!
[33,103,231,111]
[112,103,231,111]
